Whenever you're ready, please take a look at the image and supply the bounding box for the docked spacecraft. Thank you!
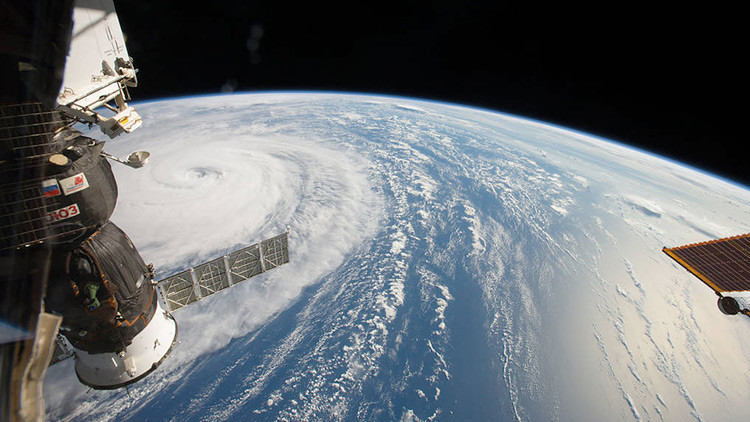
[1,1,289,417]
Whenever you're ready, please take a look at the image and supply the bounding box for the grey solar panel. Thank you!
[194,256,230,298]
[261,232,290,270]
[158,270,198,312]
[227,244,262,281]
[157,231,290,312]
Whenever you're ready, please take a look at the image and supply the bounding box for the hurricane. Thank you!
[44,93,750,421]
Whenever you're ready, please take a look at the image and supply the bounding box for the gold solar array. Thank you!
[663,233,750,293]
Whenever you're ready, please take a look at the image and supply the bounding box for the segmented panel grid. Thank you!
[664,234,750,292]
[261,232,290,270]
[194,256,230,298]
[158,231,290,312]
[228,245,262,281]
[158,270,198,311]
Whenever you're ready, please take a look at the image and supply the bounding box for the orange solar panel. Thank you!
[663,233,750,293]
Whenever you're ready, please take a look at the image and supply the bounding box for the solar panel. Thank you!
[663,233,750,293]
[158,231,290,312]
[261,232,290,270]
[194,256,230,298]
[227,244,262,281]
[158,270,198,311]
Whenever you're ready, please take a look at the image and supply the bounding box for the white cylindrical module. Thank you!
[72,302,178,389]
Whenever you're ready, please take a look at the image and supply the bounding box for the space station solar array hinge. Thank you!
[156,231,290,312]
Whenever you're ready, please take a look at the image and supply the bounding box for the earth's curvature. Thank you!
[44,92,750,421]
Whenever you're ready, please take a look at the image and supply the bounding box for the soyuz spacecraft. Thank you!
[0,1,288,418]
[664,234,750,318]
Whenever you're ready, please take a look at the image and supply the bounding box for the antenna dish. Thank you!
[126,151,150,168]
[101,150,151,168]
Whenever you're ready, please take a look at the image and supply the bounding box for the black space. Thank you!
[114,2,747,186]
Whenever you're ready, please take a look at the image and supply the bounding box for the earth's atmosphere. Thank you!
[44,92,750,421]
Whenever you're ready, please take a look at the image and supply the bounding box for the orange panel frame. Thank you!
[663,233,750,294]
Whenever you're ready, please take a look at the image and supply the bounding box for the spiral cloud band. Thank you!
[44,93,750,421]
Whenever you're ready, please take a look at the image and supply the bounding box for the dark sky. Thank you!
[114,2,747,187]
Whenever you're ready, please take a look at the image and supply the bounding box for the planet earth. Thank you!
[44,92,750,421]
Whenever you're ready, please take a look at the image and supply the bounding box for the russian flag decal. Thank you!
[41,179,61,197]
